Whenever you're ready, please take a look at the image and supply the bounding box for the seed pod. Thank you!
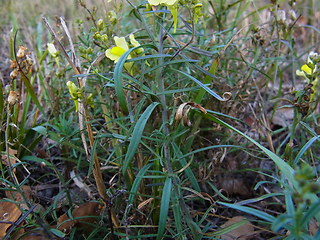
[16,46,27,58]
[8,91,18,105]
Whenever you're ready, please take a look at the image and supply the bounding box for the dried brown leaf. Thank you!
[220,216,256,240]
[175,102,207,126]
[57,202,104,234]
[0,201,22,238]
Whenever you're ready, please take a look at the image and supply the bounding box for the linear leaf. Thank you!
[114,44,156,113]
[175,70,224,101]
[122,102,159,175]
[294,135,320,164]
[157,177,172,240]
[201,113,299,189]
[128,163,153,205]
[218,201,275,223]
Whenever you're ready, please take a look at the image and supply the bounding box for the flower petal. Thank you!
[47,43,59,58]
[129,34,140,48]
[105,49,120,62]
[301,64,312,75]
[296,70,306,77]
[164,0,178,6]
[114,36,129,51]
[148,0,162,5]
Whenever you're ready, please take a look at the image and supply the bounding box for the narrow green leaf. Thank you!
[21,74,45,115]
[128,163,153,205]
[195,57,219,104]
[218,201,275,223]
[0,82,3,116]
[114,44,156,113]
[22,155,53,167]
[202,113,299,189]
[114,49,132,114]
[32,126,47,135]
[175,70,224,101]
[126,54,171,62]
[50,228,66,238]
[285,191,295,217]
[301,200,320,228]
[208,219,250,237]
[122,102,159,175]
[157,177,172,240]
[172,187,184,237]
[294,135,320,164]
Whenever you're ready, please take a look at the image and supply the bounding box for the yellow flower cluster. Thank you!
[296,51,319,102]
[105,34,143,72]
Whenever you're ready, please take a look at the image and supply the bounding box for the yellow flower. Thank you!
[148,0,179,32]
[105,36,133,72]
[148,0,178,6]
[106,35,146,71]
[47,43,60,67]
[105,36,131,63]
[67,81,80,112]
[129,34,141,52]
[47,43,59,58]
[296,52,319,103]
[296,64,313,78]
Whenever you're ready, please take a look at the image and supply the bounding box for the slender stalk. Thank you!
[156,17,172,174]
[42,17,119,230]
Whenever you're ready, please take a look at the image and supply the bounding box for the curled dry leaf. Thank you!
[175,102,207,126]
[220,216,256,240]
[0,201,22,238]
[57,202,104,234]
[222,92,232,101]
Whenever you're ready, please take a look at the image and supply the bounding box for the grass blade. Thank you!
[202,112,299,189]
[294,135,320,164]
[218,201,275,223]
[122,102,159,175]
[114,44,156,113]
[157,177,172,240]
[175,70,224,101]
[128,163,153,205]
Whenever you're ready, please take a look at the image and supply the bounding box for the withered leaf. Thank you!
[220,216,256,240]
[175,102,207,126]
[57,202,104,234]
[0,201,22,238]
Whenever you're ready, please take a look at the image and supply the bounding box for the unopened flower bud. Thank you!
[288,10,297,21]
[276,10,286,25]
[47,43,59,58]
[97,19,104,30]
